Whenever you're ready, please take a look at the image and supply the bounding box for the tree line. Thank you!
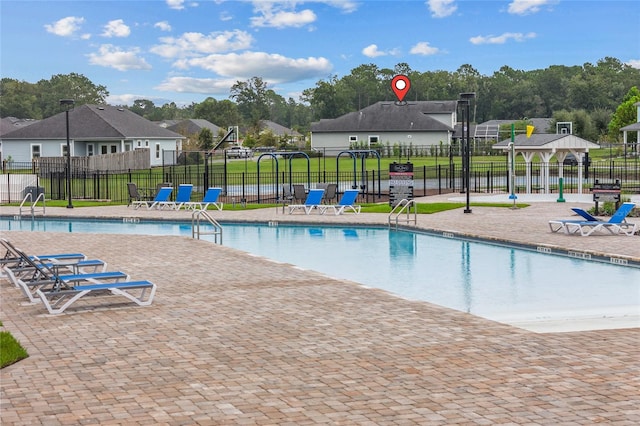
[1,56,639,143]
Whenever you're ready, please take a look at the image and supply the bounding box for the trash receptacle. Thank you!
[23,186,45,199]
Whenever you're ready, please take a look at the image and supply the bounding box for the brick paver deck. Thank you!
[1,197,639,425]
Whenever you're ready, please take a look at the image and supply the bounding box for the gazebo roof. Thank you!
[492,133,599,151]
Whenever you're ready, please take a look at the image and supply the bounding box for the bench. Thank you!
[591,180,621,214]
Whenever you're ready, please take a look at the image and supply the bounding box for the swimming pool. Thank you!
[2,217,639,326]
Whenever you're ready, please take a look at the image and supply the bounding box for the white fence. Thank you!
[0,173,38,203]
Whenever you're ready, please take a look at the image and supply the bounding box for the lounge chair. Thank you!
[548,208,601,233]
[10,246,155,314]
[148,186,174,210]
[288,188,325,214]
[186,187,223,211]
[563,202,637,236]
[319,190,361,215]
[173,184,194,210]
[5,246,127,304]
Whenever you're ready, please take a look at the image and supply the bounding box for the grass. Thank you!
[0,321,29,368]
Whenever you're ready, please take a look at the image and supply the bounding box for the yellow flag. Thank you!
[526,125,535,138]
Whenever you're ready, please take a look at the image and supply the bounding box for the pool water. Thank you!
[2,217,639,323]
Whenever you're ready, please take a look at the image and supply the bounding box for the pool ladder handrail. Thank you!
[191,209,223,244]
[18,192,46,219]
[388,199,417,229]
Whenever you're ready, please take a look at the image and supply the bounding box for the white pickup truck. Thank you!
[226,146,253,158]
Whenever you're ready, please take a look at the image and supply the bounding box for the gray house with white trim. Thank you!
[310,101,457,154]
[1,104,184,167]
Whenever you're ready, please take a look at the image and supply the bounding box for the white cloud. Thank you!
[427,0,457,18]
[409,41,440,56]
[150,30,254,59]
[507,0,554,15]
[155,76,237,94]
[627,59,640,69]
[44,16,85,37]
[469,32,536,45]
[362,44,399,58]
[154,21,172,32]
[87,44,152,71]
[101,19,131,38]
[175,51,333,83]
[166,0,185,10]
[251,8,317,28]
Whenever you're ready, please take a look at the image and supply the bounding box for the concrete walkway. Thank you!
[1,195,639,425]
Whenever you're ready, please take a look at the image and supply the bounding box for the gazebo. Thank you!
[493,134,600,194]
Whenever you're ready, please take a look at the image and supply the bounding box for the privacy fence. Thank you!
[2,156,640,205]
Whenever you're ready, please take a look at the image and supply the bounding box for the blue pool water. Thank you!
[2,217,639,323]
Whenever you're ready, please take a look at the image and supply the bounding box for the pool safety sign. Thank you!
[389,162,414,206]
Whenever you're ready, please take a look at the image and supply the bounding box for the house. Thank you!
[258,120,304,146]
[0,117,39,162]
[1,104,184,167]
[310,100,457,155]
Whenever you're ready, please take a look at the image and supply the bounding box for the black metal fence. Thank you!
[2,157,639,205]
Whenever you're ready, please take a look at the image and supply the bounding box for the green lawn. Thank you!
[0,321,29,368]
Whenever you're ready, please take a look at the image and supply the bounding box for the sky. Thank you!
[1,0,639,107]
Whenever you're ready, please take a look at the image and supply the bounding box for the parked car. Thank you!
[226,146,253,158]
[563,153,591,166]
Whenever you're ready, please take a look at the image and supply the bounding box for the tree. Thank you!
[197,128,214,151]
[37,73,108,117]
[608,86,640,142]
[230,77,270,130]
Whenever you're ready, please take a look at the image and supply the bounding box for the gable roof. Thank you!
[0,117,39,137]
[259,120,302,137]
[167,119,222,136]
[311,101,455,133]
[1,104,183,140]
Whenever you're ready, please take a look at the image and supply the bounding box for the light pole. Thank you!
[60,99,75,208]
[458,92,475,214]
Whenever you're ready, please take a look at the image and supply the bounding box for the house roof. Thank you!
[1,104,183,140]
[620,122,640,131]
[167,119,222,136]
[474,118,552,139]
[493,133,600,150]
[311,101,456,133]
[0,117,39,137]
[259,120,302,137]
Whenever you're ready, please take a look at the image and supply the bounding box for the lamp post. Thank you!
[60,99,75,208]
[458,92,475,214]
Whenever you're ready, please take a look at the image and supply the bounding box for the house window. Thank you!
[145,140,149,147]
[124,143,132,152]
[87,145,94,156]
[155,143,160,159]
[368,135,379,147]
[349,136,358,143]
[137,140,141,147]
[31,144,41,159]
[111,145,117,153]
[61,144,69,156]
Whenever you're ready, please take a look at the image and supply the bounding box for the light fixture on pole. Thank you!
[458,92,475,214]
[60,99,75,209]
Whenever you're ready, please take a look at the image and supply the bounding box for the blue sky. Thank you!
[1,0,639,107]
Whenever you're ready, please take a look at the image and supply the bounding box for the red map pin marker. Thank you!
[391,75,411,102]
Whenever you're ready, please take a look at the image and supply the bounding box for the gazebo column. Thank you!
[538,152,554,194]
[521,152,535,193]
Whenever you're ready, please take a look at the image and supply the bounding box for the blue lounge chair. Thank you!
[173,184,194,210]
[186,187,223,211]
[548,208,601,233]
[287,188,325,214]
[563,202,637,236]
[148,186,174,210]
[320,190,361,215]
[10,246,155,314]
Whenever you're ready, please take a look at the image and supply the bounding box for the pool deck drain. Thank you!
[1,195,639,425]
